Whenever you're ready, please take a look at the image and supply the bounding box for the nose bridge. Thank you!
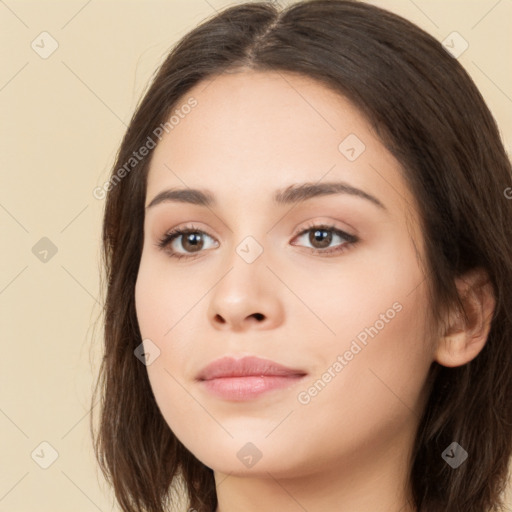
[220,228,268,293]
[206,220,282,329]
[221,196,272,266]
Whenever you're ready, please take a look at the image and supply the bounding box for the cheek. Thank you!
[293,234,432,423]
[296,252,432,442]
[134,251,199,349]
[302,286,431,412]
[285,229,427,359]
[134,263,201,447]
[284,284,432,475]
[135,248,174,326]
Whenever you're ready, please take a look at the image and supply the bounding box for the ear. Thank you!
[435,267,496,368]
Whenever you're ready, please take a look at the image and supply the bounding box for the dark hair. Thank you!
[91,1,512,511]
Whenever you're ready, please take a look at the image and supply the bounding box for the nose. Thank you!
[207,259,284,333]
[213,311,265,326]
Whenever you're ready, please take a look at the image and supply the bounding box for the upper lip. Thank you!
[196,356,307,381]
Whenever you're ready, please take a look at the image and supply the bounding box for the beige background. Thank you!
[1,0,511,510]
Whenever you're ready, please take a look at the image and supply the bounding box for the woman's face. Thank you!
[135,69,435,478]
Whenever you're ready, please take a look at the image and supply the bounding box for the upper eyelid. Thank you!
[157,223,359,261]
[164,222,356,244]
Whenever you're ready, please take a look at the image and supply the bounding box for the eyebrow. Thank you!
[145,181,387,211]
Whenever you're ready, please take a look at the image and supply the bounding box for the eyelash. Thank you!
[155,221,359,261]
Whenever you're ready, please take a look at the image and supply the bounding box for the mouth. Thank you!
[196,355,308,401]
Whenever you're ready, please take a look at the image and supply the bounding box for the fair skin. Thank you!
[134,69,495,512]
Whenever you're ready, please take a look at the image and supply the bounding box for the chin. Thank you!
[184,436,310,479]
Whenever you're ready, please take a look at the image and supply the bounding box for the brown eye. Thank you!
[157,226,218,259]
[291,223,358,256]
[156,222,358,261]
[308,228,333,249]
[179,232,205,252]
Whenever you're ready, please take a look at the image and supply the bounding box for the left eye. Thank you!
[156,223,358,260]
[291,223,358,255]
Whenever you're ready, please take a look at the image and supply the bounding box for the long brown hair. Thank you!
[91,1,512,511]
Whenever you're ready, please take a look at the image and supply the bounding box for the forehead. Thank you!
[145,69,418,228]
[149,69,374,174]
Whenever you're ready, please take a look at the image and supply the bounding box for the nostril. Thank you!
[214,314,226,324]
[252,313,264,321]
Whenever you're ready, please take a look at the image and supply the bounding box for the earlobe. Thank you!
[434,267,496,368]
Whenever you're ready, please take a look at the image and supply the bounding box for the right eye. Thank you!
[156,224,219,260]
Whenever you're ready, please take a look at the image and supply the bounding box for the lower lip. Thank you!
[199,375,306,401]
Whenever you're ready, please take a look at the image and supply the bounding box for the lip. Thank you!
[196,356,307,401]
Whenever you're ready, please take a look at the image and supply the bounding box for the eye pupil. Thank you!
[182,232,203,252]
[310,229,332,248]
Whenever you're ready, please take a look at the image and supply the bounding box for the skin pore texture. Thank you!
[134,69,494,512]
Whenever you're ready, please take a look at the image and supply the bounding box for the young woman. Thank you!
[91,1,512,511]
